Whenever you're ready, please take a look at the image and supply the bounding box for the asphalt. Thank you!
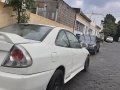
[64,42,120,90]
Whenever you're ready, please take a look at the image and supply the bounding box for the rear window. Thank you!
[0,24,53,41]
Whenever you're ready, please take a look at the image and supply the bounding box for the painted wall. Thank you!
[0,2,16,28]
[29,13,73,31]
[76,14,90,28]
[76,14,100,36]
[0,2,73,32]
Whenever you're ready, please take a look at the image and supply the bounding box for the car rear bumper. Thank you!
[0,70,54,90]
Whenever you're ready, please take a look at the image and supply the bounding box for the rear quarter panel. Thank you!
[21,42,56,74]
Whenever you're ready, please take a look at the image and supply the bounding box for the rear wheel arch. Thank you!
[83,55,90,72]
[46,66,65,90]
[56,65,65,76]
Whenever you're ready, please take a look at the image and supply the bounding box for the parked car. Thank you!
[0,24,90,90]
[79,35,100,55]
[106,36,113,43]
[79,35,88,48]
[88,36,101,55]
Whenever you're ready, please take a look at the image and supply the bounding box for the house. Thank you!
[0,0,101,36]
[32,0,76,29]
[73,8,91,35]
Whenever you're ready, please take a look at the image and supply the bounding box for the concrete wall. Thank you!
[76,14,90,28]
[29,13,73,31]
[57,0,76,28]
[0,2,73,32]
[34,0,76,29]
[0,2,16,28]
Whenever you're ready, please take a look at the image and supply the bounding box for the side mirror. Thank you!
[106,37,113,43]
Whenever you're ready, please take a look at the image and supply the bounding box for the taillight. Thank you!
[2,45,32,68]
[11,49,24,61]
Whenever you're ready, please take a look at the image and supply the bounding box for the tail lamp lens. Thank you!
[2,45,32,68]
[11,49,24,61]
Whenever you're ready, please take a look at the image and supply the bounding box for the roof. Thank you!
[96,25,101,30]
[73,8,91,22]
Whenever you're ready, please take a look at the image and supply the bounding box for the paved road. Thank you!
[64,42,120,90]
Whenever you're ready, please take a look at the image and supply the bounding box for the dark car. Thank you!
[79,35,100,55]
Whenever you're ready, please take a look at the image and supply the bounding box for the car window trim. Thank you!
[40,29,52,41]
[55,30,70,48]
[64,30,82,49]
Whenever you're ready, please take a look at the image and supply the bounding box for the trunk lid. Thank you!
[0,32,36,74]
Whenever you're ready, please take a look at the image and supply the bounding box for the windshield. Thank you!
[0,24,53,41]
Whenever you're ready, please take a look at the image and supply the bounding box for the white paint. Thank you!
[0,24,89,90]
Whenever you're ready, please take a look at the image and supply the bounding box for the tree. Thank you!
[117,21,120,36]
[102,14,117,39]
[114,21,120,42]
[5,0,34,23]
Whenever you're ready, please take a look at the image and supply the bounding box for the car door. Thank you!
[65,31,87,73]
[55,30,73,78]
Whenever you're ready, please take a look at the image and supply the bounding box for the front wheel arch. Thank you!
[83,55,90,72]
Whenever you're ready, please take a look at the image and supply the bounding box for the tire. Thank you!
[97,48,99,52]
[92,48,97,55]
[47,70,64,90]
[83,57,90,72]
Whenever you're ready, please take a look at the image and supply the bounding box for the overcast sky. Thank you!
[64,0,120,26]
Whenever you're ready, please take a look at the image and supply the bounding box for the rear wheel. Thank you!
[47,70,64,90]
[83,57,90,72]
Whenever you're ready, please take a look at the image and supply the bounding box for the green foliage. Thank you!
[117,21,120,36]
[6,0,34,23]
[103,14,117,37]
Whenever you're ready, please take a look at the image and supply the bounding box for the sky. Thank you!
[64,0,120,26]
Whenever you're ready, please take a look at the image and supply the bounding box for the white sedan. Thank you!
[0,24,89,90]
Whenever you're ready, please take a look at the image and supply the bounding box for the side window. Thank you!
[65,31,81,48]
[56,30,70,47]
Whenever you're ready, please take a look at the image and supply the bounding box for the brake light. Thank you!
[2,45,32,68]
[11,50,23,61]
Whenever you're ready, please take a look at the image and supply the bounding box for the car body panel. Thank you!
[0,24,89,90]
[0,70,54,90]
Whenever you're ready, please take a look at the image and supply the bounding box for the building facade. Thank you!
[33,0,76,29]
[0,0,101,36]
[74,8,101,37]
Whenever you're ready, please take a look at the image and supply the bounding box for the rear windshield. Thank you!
[0,24,53,41]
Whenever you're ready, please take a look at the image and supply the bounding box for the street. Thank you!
[64,42,120,90]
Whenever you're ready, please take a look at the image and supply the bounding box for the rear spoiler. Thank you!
[0,33,13,43]
[0,32,28,44]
